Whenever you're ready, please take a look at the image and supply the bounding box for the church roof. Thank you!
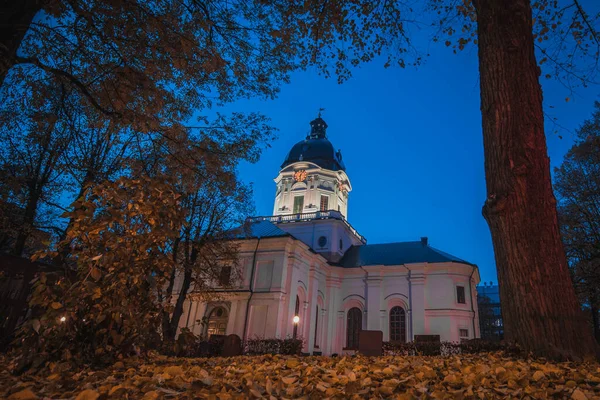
[281,116,346,171]
[228,219,290,239]
[338,241,474,268]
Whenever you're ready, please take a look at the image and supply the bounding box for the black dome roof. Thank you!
[281,117,346,171]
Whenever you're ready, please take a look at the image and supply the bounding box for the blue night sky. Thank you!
[221,20,599,285]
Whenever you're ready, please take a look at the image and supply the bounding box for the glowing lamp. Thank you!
[60,316,66,323]
[293,315,300,324]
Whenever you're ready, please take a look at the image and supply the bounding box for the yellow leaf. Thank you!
[164,366,184,376]
[91,268,102,281]
[532,370,545,381]
[75,390,100,400]
[281,377,296,385]
[142,391,160,400]
[51,302,63,310]
[8,389,37,400]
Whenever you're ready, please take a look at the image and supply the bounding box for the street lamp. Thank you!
[293,315,300,339]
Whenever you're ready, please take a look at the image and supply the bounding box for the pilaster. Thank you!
[410,273,426,338]
[366,277,382,330]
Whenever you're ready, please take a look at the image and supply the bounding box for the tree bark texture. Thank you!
[0,0,42,86]
[473,0,599,359]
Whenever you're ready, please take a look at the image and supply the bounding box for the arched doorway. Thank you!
[206,306,228,337]
[346,307,362,349]
[389,306,406,342]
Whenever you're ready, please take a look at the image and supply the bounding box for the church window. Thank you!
[293,196,304,214]
[318,236,327,247]
[346,307,362,349]
[389,306,406,342]
[459,328,469,341]
[219,266,231,286]
[320,195,329,211]
[456,286,466,304]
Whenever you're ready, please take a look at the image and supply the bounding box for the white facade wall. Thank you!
[180,235,481,355]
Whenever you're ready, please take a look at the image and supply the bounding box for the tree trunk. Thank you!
[473,0,599,360]
[0,0,42,86]
[592,303,600,344]
[166,266,193,341]
[12,187,41,257]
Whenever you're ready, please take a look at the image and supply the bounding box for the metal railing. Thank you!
[248,210,367,244]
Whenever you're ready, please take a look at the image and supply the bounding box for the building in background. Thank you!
[180,116,481,354]
[477,283,503,341]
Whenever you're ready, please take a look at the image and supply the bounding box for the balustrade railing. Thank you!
[248,210,367,244]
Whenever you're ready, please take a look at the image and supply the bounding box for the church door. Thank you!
[346,307,362,349]
[206,306,228,338]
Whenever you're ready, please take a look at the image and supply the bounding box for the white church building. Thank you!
[179,116,480,355]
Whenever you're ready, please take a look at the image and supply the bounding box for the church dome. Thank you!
[281,117,346,171]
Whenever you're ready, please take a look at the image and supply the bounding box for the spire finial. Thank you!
[309,110,328,139]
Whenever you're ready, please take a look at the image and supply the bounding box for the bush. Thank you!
[244,337,303,355]
[383,339,519,357]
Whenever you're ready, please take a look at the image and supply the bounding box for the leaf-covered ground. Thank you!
[1,353,600,399]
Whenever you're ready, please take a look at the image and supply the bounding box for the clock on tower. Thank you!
[293,170,307,182]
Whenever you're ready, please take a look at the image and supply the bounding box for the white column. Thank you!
[366,277,382,330]
[237,298,249,340]
[285,263,301,338]
[336,310,345,353]
[380,310,388,340]
[226,300,239,336]
[305,267,319,354]
[270,293,287,339]
[324,275,341,354]
[410,273,426,338]
[316,308,326,350]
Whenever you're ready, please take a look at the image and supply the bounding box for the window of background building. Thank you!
[459,328,469,341]
[219,266,231,286]
[320,195,329,211]
[293,196,304,213]
[456,286,466,304]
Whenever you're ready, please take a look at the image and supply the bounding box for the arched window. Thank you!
[293,295,300,338]
[207,306,228,337]
[346,307,362,349]
[314,306,319,348]
[389,306,406,342]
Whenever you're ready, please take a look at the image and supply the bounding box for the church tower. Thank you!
[273,116,350,218]
[270,115,365,262]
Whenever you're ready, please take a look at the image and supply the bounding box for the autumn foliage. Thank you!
[18,177,184,365]
[2,352,600,399]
